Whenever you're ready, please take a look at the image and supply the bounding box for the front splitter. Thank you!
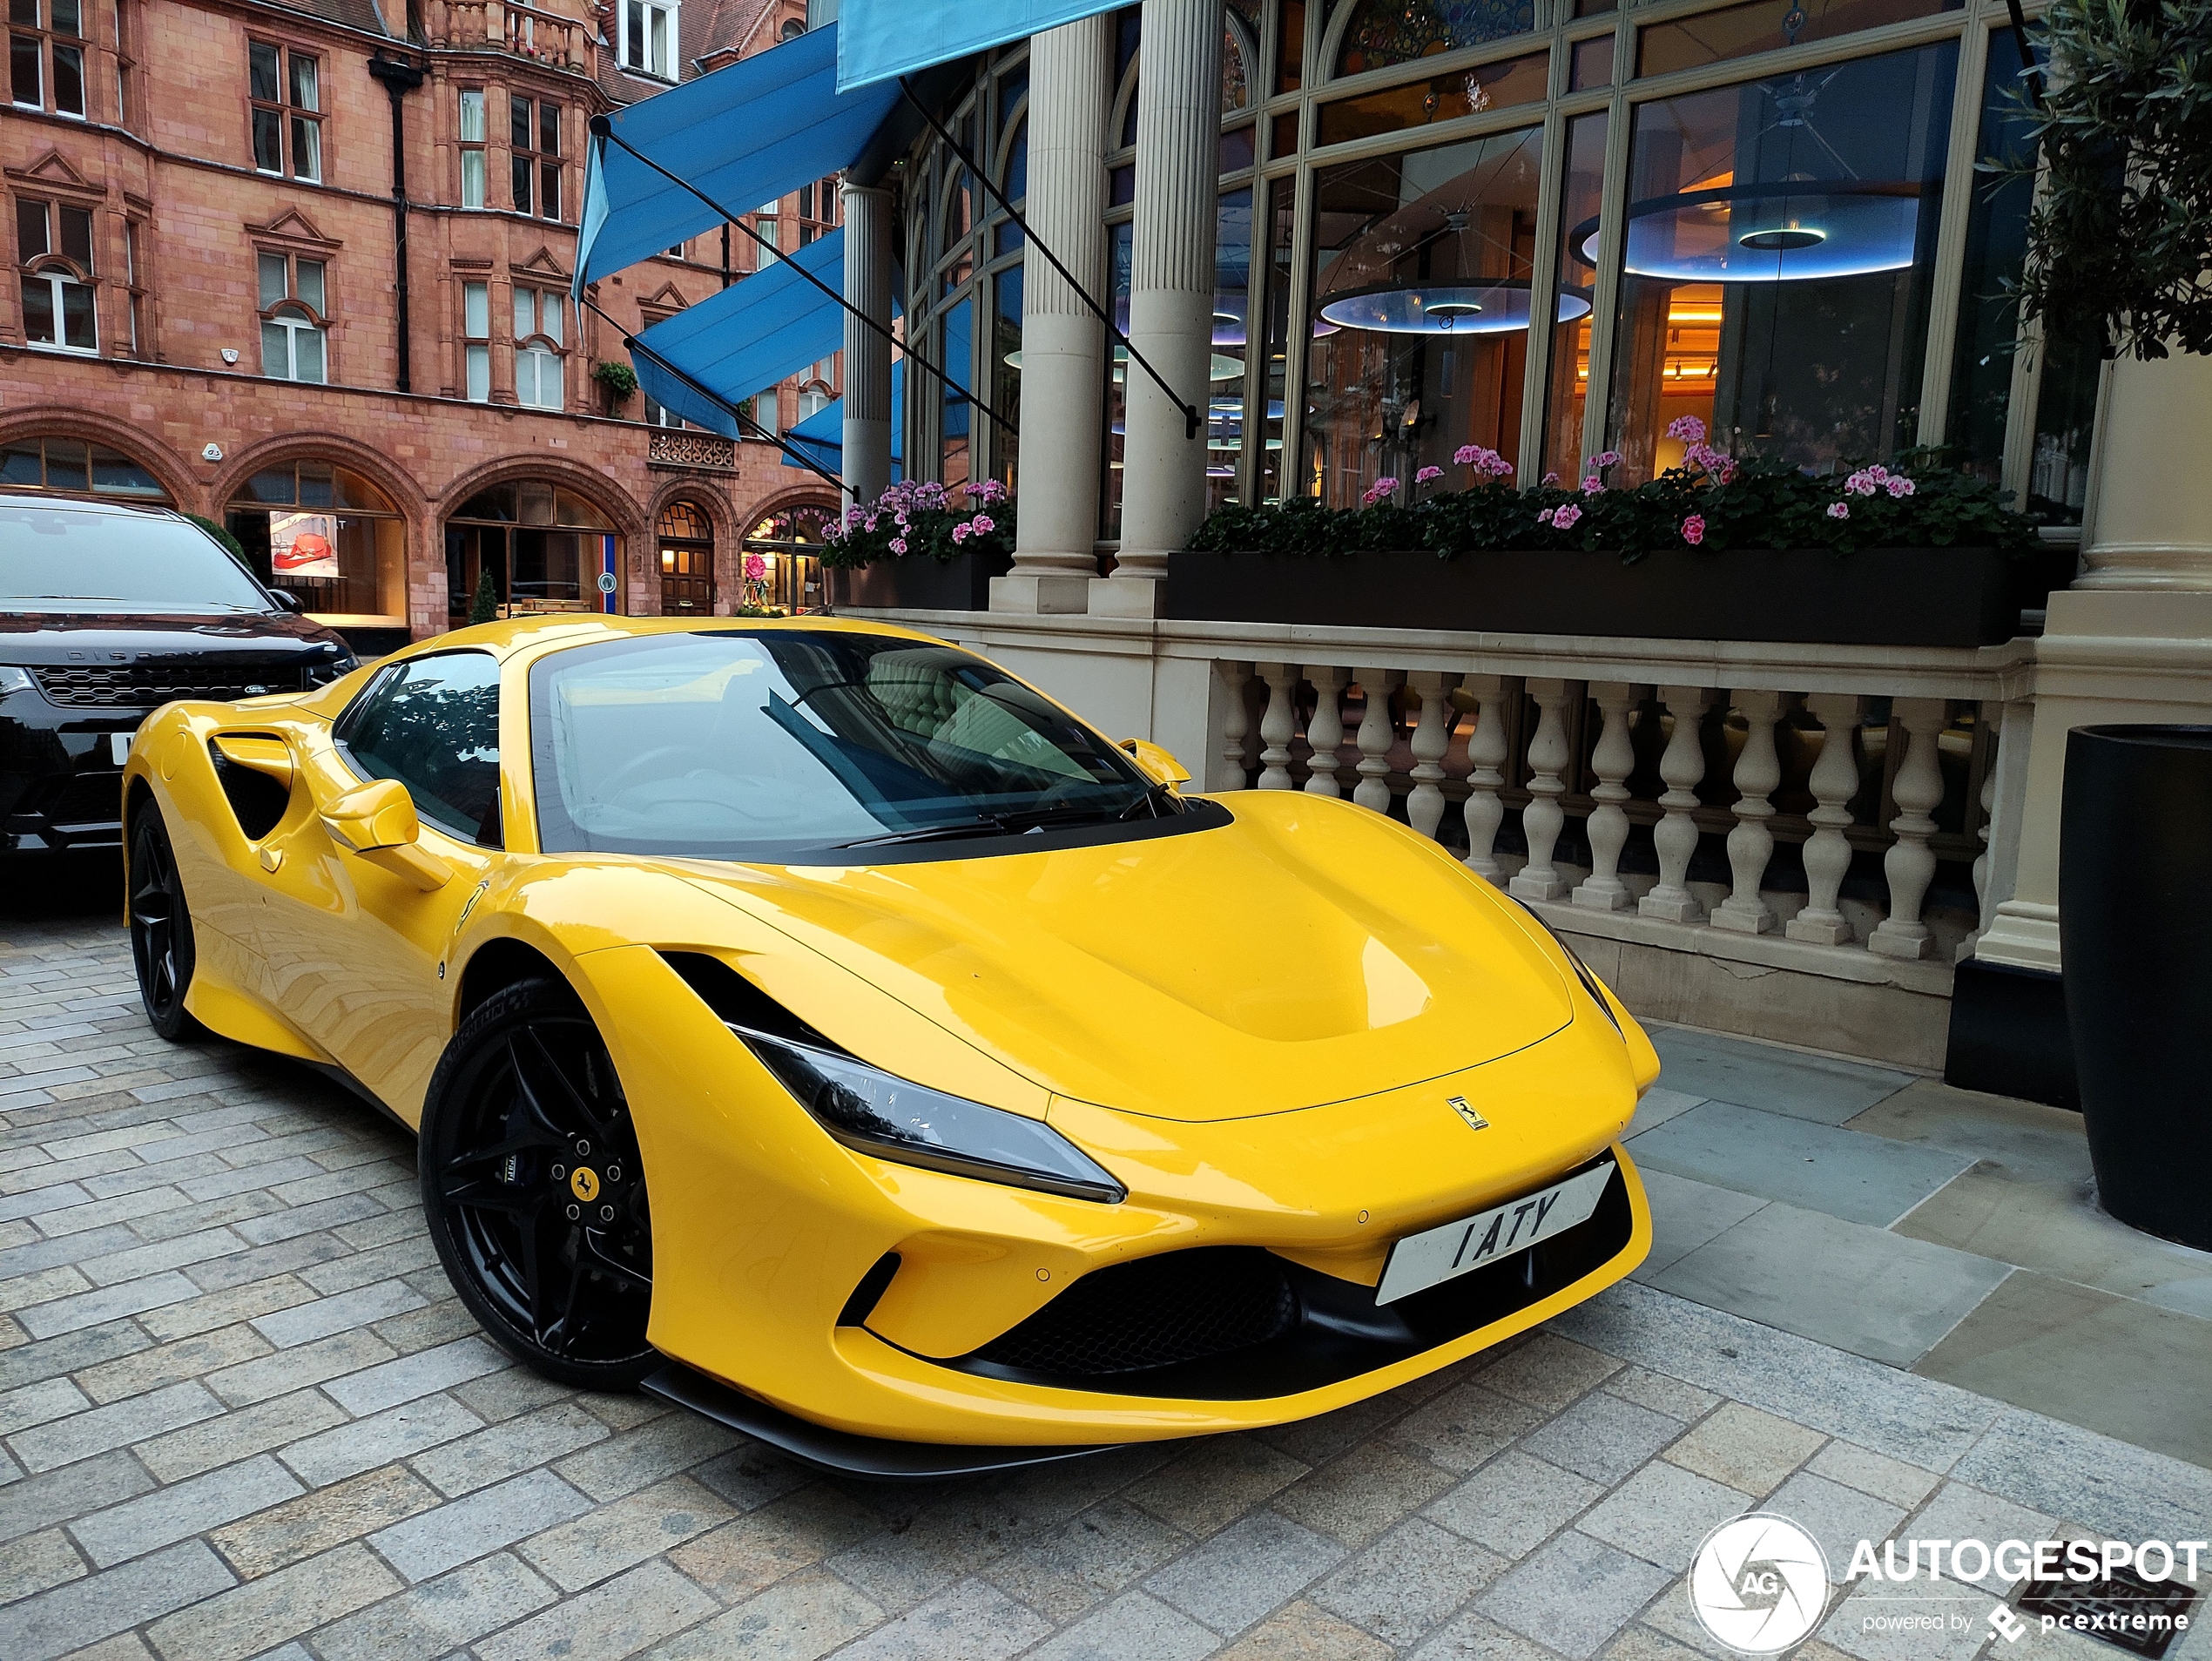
[640,1361,1128,1482]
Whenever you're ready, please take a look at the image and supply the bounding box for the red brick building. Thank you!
[3,0,842,649]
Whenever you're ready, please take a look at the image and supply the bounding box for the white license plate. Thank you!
[1375,1161,1615,1305]
[110,732,135,766]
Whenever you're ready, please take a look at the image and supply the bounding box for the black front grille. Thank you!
[32,664,305,709]
[973,1247,1298,1376]
[39,769,125,827]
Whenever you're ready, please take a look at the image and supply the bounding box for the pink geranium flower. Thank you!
[1681,514,1705,546]
[951,522,972,544]
[1416,465,1444,483]
[1667,415,1708,442]
[1551,503,1582,530]
[1827,502,1850,521]
[1359,476,1401,507]
[1885,475,1916,498]
[972,514,995,533]
[888,536,908,553]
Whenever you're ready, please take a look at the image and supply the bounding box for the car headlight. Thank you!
[1514,901,1625,1042]
[733,1027,1127,1204]
[305,655,358,688]
[0,666,34,699]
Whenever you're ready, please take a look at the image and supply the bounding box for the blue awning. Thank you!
[575,23,902,296]
[782,359,907,475]
[837,0,1122,91]
[629,231,850,439]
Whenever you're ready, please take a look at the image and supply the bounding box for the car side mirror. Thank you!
[1118,738,1192,787]
[267,589,306,614]
[320,778,451,890]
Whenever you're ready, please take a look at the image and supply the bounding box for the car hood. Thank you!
[675,791,1572,1123]
[0,611,348,664]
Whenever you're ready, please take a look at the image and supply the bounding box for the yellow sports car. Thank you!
[123,616,1656,1477]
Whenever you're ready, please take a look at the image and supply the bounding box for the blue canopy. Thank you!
[628,231,849,439]
[575,23,902,297]
[782,359,907,476]
[837,0,1123,91]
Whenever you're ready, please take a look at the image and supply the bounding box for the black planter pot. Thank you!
[829,549,1012,611]
[2060,725,2212,1251]
[1167,544,2069,648]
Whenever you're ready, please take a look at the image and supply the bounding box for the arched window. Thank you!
[257,251,327,382]
[1333,0,1535,78]
[796,384,833,423]
[0,435,167,499]
[445,481,615,623]
[17,198,98,354]
[226,459,406,627]
[657,500,715,614]
[743,503,835,612]
[514,287,566,410]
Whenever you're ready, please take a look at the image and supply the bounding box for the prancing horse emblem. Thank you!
[1447,1095,1490,1131]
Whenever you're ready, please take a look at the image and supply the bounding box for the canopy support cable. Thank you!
[895,77,1202,440]
[587,118,1015,437]
[580,294,848,494]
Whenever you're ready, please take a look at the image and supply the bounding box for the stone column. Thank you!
[1093,0,1221,619]
[995,14,1112,615]
[840,183,893,510]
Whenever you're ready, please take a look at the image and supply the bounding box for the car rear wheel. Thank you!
[129,807,203,1042]
[420,978,657,1389]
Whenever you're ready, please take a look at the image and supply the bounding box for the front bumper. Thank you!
[580,943,1653,1447]
[0,708,140,852]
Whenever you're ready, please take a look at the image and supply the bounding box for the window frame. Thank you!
[16,194,98,355]
[461,278,490,402]
[247,37,323,183]
[508,93,563,220]
[619,0,677,81]
[458,86,487,209]
[10,0,87,118]
[256,248,328,383]
[511,284,566,410]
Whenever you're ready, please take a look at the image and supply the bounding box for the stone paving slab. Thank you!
[3,909,2208,1661]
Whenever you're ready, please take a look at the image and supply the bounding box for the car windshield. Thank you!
[530,630,1173,861]
[0,504,274,614]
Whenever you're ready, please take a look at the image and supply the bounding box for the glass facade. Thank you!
[891,0,2090,531]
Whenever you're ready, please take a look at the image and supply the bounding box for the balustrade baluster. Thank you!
[1711,690,1783,935]
[1460,674,1511,882]
[1870,698,1947,960]
[1640,685,1711,922]
[1509,678,1573,902]
[1787,692,1861,945]
[1256,662,1300,791]
[1217,661,1251,789]
[1303,665,1348,797]
[1962,703,2001,962]
[1352,669,1403,814]
[1573,681,1646,910]
[1405,672,1459,839]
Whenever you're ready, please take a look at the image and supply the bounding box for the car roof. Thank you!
[399,613,940,665]
[0,490,184,520]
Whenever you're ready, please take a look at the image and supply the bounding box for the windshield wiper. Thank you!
[833,816,1015,849]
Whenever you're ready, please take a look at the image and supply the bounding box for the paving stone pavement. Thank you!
[3,904,2209,1661]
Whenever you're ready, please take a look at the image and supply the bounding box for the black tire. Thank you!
[420,978,657,1389]
[129,805,204,1043]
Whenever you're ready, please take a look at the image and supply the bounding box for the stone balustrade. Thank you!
[427,0,588,69]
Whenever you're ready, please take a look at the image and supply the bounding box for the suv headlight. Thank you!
[734,1027,1126,1204]
[0,666,34,699]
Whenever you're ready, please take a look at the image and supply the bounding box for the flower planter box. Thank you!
[1166,544,2078,648]
[829,548,1014,612]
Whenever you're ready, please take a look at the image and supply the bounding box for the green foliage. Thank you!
[467,571,501,625]
[1190,456,2039,562]
[592,360,640,403]
[185,513,251,569]
[2008,0,2212,360]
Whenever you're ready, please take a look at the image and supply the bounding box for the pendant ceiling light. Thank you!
[1319,279,1591,334]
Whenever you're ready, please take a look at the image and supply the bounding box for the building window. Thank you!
[0,434,167,497]
[641,393,682,427]
[797,384,832,423]
[124,217,145,354]
[258,250,327,382]
[446,481,615,621]
[111,0,128,127]
[249,41,321,182]
[621,0,676,80]
[514,285,563,408]
[509,96,561,219]
[462,279,489,401]
[17,195,97,354]
[458,89,485,208]
[226,460,407,626]
[10,0,85,117]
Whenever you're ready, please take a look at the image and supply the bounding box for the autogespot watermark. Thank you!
[1687,1515,2207,1655]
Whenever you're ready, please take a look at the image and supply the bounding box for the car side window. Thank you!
[334,651,503,847]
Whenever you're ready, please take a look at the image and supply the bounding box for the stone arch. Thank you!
[437,453,651,617]
[209,430,432,523]
[0,406,199,511]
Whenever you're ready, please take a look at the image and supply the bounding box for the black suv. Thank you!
[2,493,359,854]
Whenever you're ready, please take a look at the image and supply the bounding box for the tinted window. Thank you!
[339,652,502,845]
[530,630,1176,862]
[0,503,274,612]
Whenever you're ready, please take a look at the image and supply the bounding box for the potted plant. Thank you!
[822,478,1015,611]
[1175,427,2062,648]
[591,360,639,417]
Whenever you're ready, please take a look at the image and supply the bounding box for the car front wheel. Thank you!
[129,806,203,1042]
[420,978,657,1389]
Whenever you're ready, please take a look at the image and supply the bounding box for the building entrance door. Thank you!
[658,503,715,615]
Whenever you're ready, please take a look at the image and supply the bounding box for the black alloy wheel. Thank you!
[129,807,203,1042]
[420,978,657,1388]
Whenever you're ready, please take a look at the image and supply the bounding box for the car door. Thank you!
[258,650,508,1122]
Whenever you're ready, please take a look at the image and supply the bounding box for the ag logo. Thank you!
[1447,1095,1490,1131]
[1689,1513,1831,1653]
